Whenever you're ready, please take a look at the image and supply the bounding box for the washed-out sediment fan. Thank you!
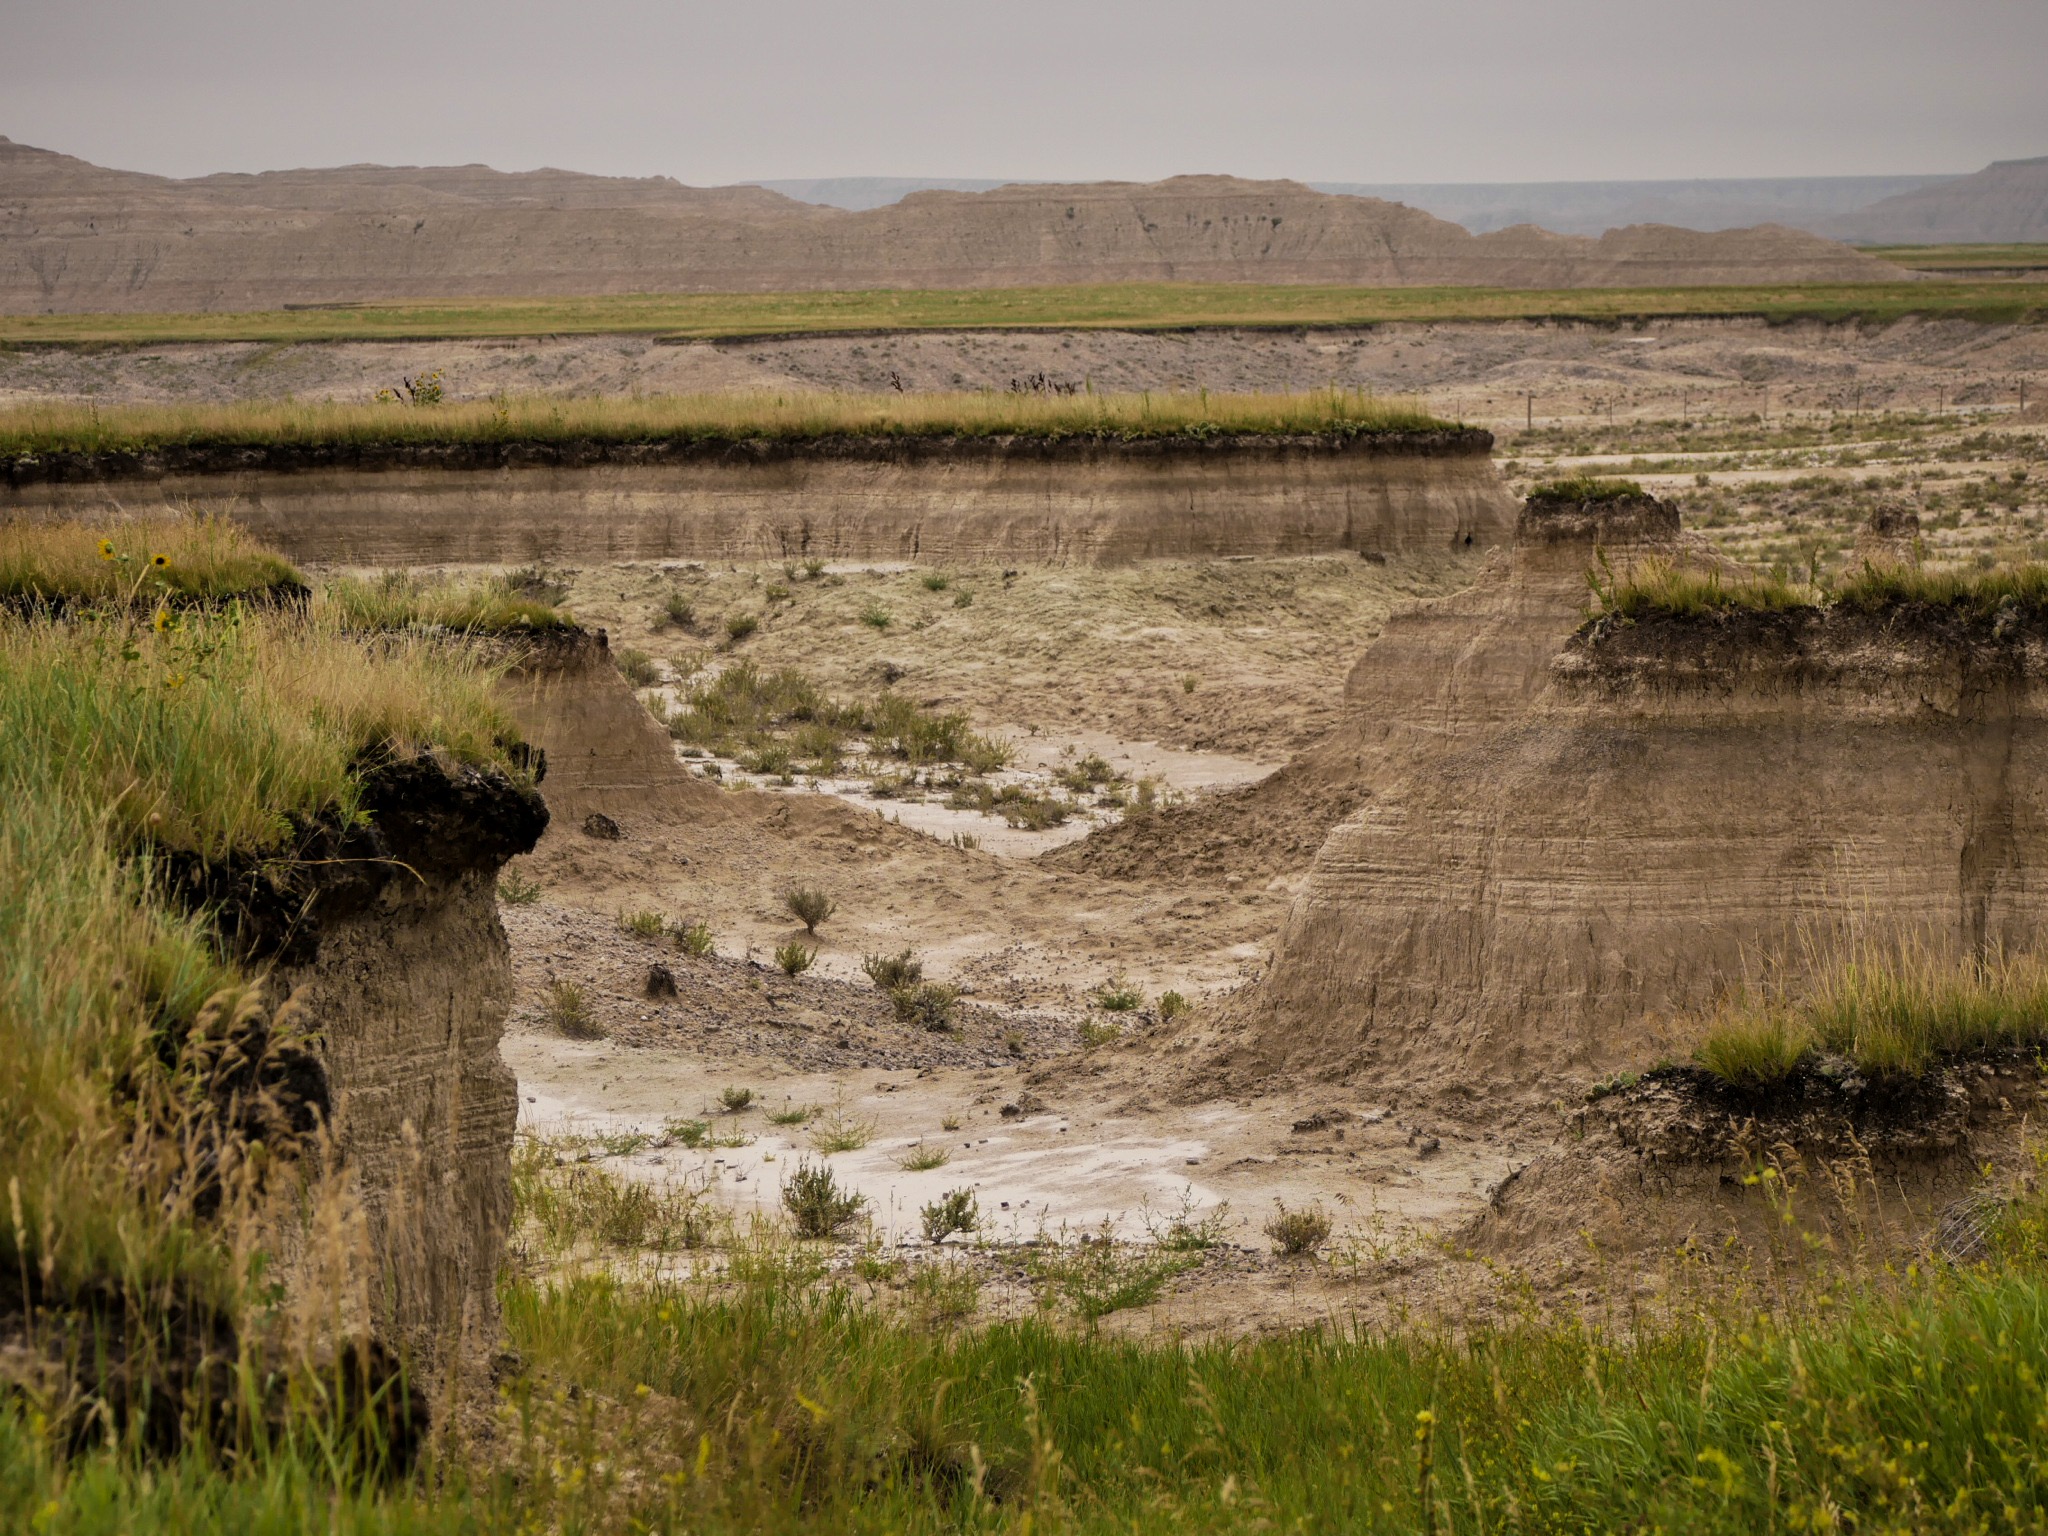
[0,137,1903,313]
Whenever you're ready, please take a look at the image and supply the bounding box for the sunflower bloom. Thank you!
[151,552,171,570]
[152,606,172,634]
[97,538,116,561]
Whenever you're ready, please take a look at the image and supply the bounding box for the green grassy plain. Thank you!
[1865,244,2048,272]
[0,388,1449,457]
[2,278,2044,345]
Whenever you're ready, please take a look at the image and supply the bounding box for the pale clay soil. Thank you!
[27,321,2047,1330]
[5,315,2046,426]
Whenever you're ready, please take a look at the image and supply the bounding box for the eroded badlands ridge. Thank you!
[1223,495,2048,1100]
[0,140,1903,311]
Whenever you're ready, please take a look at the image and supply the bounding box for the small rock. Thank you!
[1417,1136,1441,1157]
[581,812,622,840]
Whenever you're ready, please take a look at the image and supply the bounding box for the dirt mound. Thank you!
[1469,1056,2040,1281]
[0,139,1902,312]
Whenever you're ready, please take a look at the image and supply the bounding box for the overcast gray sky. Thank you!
[6,0,2045,185]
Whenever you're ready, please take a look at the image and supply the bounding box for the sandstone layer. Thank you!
[0,139,1903,312]
[1212,496,2048,1103]
[1,433,1514,567]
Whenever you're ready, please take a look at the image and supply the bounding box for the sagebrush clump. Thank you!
[781,1162,866,1239]
[784,885,837,934]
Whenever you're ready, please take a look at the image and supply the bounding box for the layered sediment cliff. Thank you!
[1225,498,2048,1102]
[191,751,547,1380]
[2,431,1513,567]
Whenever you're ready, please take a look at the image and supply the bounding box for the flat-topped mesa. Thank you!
[1205,496,2048,1109]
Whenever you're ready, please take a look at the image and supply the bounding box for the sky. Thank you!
[5,0,2046,186]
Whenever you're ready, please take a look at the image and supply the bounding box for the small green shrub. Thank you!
[862,948,924,990]
[775,941,817,977]
[615,648,662,687]
[725,613,760,643]
[891,981,961,1032]
[809,1105,878,1154]
[1158,990,1190,1021]
[921,572,951,591]
[767,1103,815,1126]
[1078,1018,1123,1049]
[719,1086,756,1113]
[672,919,715,958]
[497,868,544,905]
[1030,1234,1194,1321]
[952,591,973,609]
[782,1162,867,1239]
[658,591,695,630]
[618,908,666,939]
[1264,1201,1332,1256]
[546,980,603,1039]
[898,1142,951,1172]
[860,602,893,631]
[663,1118,710,1147]
[1059,753,1118,792]
[1146,1194,1231,1252]
[1095,977,1143,1012]
[921,1188,980,1243]
[1181,673,1199,694]
[784,885,837,934]
[959,733,1013,774]
[802,558,828,579]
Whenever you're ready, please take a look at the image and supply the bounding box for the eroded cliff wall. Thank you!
[1219,498,2048,1101]
[218,754,547,1382]
[2,433,1512,568]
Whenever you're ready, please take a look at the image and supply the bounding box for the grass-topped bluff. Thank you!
[0,388,1453,463]
[0,519,531,1437]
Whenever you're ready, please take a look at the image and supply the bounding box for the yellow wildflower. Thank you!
[97,538,115,561]
[152,606,172,634]
[151,552,171,570]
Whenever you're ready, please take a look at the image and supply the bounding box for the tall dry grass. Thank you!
[1693,937,2048,1084]
[0,562,523,1346]
[0,513,303,604]
[0,387,1447,457]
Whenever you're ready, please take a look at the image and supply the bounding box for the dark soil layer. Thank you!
[1,428,1494,487]
[1572,597,2048,678]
